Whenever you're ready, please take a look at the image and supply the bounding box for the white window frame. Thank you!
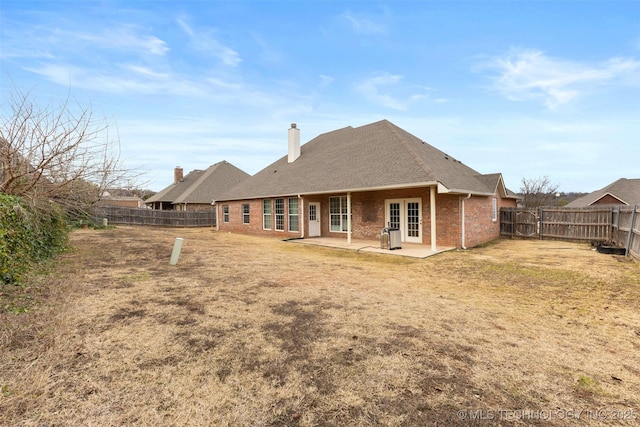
[242,203,250,224]
[275,198,285,231]
[222,205,229,223]
[492,197,498,222]
[262,199,272,230]
[288,197,299,232]
[329,196,348,232]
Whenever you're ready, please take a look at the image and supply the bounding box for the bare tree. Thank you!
[519,176,561,208]
[1,86,133,216]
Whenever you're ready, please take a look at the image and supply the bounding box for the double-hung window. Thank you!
[329,196,349,232]
[275,198,284,231]
[263,199,272,230]
[242,204,250,224]
[288,198,299,232]
[222,205,229,223]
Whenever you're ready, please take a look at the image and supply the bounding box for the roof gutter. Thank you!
[437,182,496,197]
[216,181,440,202]
[217,180,501,202]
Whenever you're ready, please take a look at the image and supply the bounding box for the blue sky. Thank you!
[1,1,639,192]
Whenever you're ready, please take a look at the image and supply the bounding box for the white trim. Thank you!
[461,194,471,249]
[262,199,272,230]
[216,182,439,202]
[308,202,321,237]
[491,197,498,222]
[438,182,496,197]
[384,198,422,243]
[299,196,304,238]
[430,186,437,251]
[347,192,352,244]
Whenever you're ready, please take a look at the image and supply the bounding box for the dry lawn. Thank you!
[1,226,640,426]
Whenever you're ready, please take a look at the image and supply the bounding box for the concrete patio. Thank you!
[287,237,456,259]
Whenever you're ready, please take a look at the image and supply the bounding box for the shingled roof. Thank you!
[566,178,640,207]
[147,161,249,205]
[218,120,514,201]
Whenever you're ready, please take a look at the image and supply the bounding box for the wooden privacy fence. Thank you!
[500,206,639,260]
[90,206,216,228]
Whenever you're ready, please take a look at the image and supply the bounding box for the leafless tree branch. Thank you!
[519,176,561,208]
[1,86,137,217]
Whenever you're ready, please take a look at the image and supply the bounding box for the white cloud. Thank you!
[480,48,640,109]
[99,30,169,56]
[318,75,334,87]
[355,73,406,110]
[176,18,194,37]
[25,63,203,96]
[340,10,388,36]
[124,64,169,80]
[354,73,431,110]
[1,23,169,59]
[177,17,241,67]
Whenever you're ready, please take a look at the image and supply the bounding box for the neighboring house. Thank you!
[146,161,250,211]
[95,196,146,208]
[94,189,146,208]
[215,120,519,250]
[566,178,640,207]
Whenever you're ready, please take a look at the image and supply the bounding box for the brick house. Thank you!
[215,120,519,250]
[146,161,250,211]
[566,178,640,207]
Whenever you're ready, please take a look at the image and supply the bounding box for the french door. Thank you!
[385,198,422,243]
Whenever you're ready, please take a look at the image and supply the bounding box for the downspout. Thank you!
[347,192,352,245]
[299,195,304,239]
[461,194,472,249]
[430,186,437,251]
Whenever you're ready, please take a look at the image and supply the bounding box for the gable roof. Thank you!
[218,120,515,201]
[147,161,250,205]
[566,178,640,207]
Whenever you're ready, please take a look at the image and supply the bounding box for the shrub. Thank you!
[0,194,68,284]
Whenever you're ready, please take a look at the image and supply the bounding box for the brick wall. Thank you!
[592,194,624,205]
[435,194,461,247]
[462,194,517,248]
[217,188,518,248]
[218,198,304,238]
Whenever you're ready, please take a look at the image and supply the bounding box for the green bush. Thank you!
[0,194,69,284]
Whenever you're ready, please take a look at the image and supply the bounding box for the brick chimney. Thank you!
[288,123,300,163]
[174,166,184,184]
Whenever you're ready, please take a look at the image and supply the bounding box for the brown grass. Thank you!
[1,226,639,426]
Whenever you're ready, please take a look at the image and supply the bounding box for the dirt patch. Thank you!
[1,227,639,426]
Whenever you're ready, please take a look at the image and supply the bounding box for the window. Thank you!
[288,198,299,232]
[242,204,250,224]
[492,198,498,222]
[329,196,349,232]
[222,205,229,223]
[262,199,272,230]
[275,198,284,231]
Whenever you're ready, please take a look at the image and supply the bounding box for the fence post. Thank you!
[625,205,637,257]
[616,205,621,243]
[609,207,613,242]
[539,207,543,240]
[512,208,516,238]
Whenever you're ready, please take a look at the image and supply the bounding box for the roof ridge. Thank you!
[384,121,436,178]
[174,168,213,204]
